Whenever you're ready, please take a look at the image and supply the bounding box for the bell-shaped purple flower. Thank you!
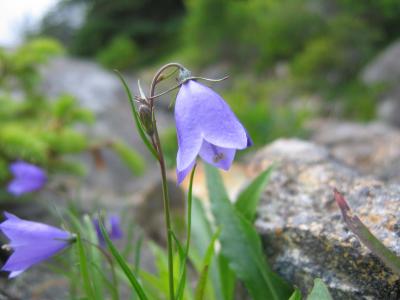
[7,161,47,196]
[93,215,123,246]
[0,212,74,278]
[175,80,252,183]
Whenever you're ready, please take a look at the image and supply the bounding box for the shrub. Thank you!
[96,35,138,70]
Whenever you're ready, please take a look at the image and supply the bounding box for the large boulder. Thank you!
[309,120,400,183]
[361,40,400,127]
[251,139,400,299]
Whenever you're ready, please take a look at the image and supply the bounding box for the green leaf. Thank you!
[289,289,302,300]
[217,255,235,300]
[205,164,293,300]
[235,166,274,221]
[99,218,149,300]
[114,70,158,159]
[194,229,220,300]
[112,140,146,175]
[176,165,197,300]
[307,279,333,300]
[334,189,400,275]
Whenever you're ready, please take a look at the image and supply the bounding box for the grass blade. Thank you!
[289,289,302,300]
[194,229,220,300]
[99,218,149,300]
[83,215,105,300]
[76,234,96,300]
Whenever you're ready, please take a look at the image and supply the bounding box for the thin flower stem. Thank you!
[149,63,184,300]
[148,75,229,100]
[149,63,185,111]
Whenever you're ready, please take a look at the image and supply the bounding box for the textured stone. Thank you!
[310,120,400,183]
[251,139,400,299]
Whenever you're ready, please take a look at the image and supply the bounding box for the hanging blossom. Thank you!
[175,79,252,184]
[93,214,123,246]
[0,212,75,278]
[7,161,47,196]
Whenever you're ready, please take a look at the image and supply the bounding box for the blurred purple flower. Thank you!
[0,212,74,278]
[7,161,47,196]
[93,215,123,246]
[175,80,252,183]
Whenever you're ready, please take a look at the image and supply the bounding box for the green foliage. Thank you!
[0,124,48,164]
[183,0,324,68]
[0,38,63,94]
[292,16,381,91]
[252,1,325,69]
[289,289,302,300]
[339,81,380,121]
[97,35,139,70]
[307,279,333,300]
[235,166,273,221]
[99,216,149,300]
[224,78,312,148]
[205,164,293,300]
[111,140,146,176]
[0,39,144,196]
[71,0,185,63]
[161,127,178,168]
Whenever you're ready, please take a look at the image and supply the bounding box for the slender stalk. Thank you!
[149,63,185,300]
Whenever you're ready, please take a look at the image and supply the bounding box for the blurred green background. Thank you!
[2,0,400,191]
[33,0,399,142]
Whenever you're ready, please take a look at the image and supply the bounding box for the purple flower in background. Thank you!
[93,215,123,246]
[0,212,74,278]
[175,80,252,184]
[7,161,47,196]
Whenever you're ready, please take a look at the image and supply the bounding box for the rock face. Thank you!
[361,40,400,127]
[251,139,400,299]
[40,57,174,205]
[310,120,400,183]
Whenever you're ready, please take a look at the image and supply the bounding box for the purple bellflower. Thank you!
[0,212,74,278]
[7,161,47,196]
[93,215,123,246]
[175,80,252,184]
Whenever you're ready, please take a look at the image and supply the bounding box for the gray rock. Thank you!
[40,57,175,204]
[251,139,400,299]
[309,120,400,183]
[361,40,400,127]
[362,40,400,85]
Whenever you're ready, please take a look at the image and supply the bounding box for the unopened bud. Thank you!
[178,68,192,83]
[139,104,154,135]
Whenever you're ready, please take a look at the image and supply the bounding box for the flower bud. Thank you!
[139,104,154,135]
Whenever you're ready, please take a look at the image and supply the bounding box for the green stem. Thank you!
[149,63,185,300]
[185,165,196,256]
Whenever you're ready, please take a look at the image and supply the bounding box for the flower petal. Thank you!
[176,160,196,184]
[175,84,203,170]
[0,213,70,245]
[8,161,47,196]
[110,215,123,240]
[2,240,69,275]
[179,81,248,149]
[199,140,236,170]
